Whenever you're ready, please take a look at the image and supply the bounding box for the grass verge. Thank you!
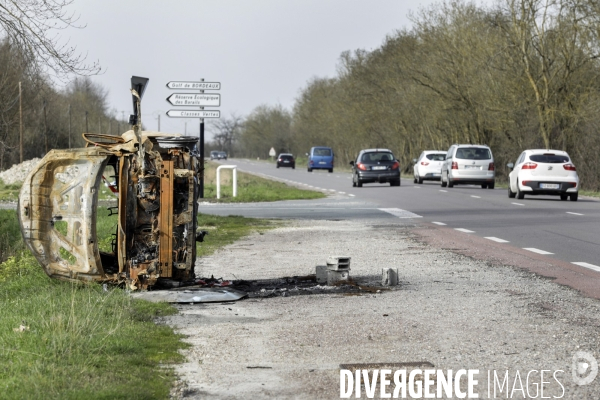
[202,161,325,202]
[0,205,276,399]
[196,213,277,258]
[0,179,21,202]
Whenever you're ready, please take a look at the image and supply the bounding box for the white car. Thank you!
[441,144,495,189]
[413,151,446,184]
[507,149,579,201]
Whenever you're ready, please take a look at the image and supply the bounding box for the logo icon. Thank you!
[548,166,553,170]
[572,351,598,385]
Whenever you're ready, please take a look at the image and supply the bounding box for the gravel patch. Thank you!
[162,219,600,399]
[0,158,41,185]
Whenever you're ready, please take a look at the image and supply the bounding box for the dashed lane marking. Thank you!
[439,190,447,193]
[511,202,525,206]
[455,228,475,233]
[523,248,553,255]
[572,262,600,272]
[379,208,423,219]
[485,237,509,243]
[431,222,446,225]
[338,191,346,194]
[471,195,481,198]
[566,212,584,216]
[348,194,355,197]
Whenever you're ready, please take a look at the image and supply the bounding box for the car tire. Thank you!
[481,183,487,189]
[328,169,333,173]
[570,193,578,201]
[414,177,418,184]
[488,182,495,189]
[508,184,516,198]
[516,181,525,199]
[357,179,363,187]
[448,179,454,188]
[560,194,568,201]
[418,177,423,184]
[276,165,280,168]
[390,179,400,187]
[292,166,295,169]
[307,168,312,172]
[441,175,447,188]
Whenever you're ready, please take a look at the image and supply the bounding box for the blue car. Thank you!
[307,146,334,173]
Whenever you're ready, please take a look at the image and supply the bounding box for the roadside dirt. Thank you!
[163,219,600,399]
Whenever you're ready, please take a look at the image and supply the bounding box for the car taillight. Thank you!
[488,162,495,171]
[563,163,576,171]
[420,161,429,166]
[522,162,537,170]
[391,161,399,170]
[357,163,367,171]
[451,161,458,170]
[278,158,282,162]
[309,160,314,165]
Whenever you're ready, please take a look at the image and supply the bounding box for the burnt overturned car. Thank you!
[18,78,204,290]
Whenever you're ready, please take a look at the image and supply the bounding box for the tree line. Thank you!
[228,0,600,190]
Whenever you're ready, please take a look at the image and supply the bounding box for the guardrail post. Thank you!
[216,165,237,199]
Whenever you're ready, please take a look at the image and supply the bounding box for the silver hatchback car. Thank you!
[441,144,495,189]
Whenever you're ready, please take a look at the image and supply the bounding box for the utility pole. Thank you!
[199,78,205,198]
[85,111,89,133]
[157,114,160,131]
[43,99,48,154]
[68,104,71,149]
[18,82,23,163]
[184,121,187,135]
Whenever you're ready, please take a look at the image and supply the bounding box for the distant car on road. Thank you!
[441,144,495,188]
[413,151,446,184]
[307,146,334,173]
[507,149,579,201]
[276,153,295,169]
[350,149,400,187]
[210,151,227,160]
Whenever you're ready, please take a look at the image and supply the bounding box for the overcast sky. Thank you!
[65,0,447,139]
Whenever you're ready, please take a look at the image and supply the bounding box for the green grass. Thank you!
[0,208,186,400]
[203,162,325,202]
[0,178,21,202]
[196,214,276,257]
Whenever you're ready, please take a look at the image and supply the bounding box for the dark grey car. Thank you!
[350,149,401,187]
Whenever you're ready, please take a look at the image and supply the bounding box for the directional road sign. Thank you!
[166,81,221,90]
[166,93,220,107]
[166,110,221,118]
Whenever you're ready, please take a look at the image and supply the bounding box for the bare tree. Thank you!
[210,114,243,156]
[0,0,101,78]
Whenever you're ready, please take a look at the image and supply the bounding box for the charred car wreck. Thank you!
[18,77,204,290]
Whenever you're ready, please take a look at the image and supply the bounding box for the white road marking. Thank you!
[572,262,600,272]
[523,248,554,255]
[485,237,509,243]
[328,189,336,192]
[414,187,421,189]
[432,222,446,226]
[348,194,355,197]
[455,228,475,233]
[338,191,346,194]
[439,190,447,192]
[379,208,423,219]
[566,212,584,216]
[471,195,481,198]
[511,202,525,206]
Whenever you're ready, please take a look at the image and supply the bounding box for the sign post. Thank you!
[165,79,221,199]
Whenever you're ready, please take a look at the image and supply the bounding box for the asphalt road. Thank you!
[202,158,600,272]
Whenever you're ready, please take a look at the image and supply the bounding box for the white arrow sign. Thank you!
[166,110,221,118]
[166,93,220,107]
[166,81,221,90]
